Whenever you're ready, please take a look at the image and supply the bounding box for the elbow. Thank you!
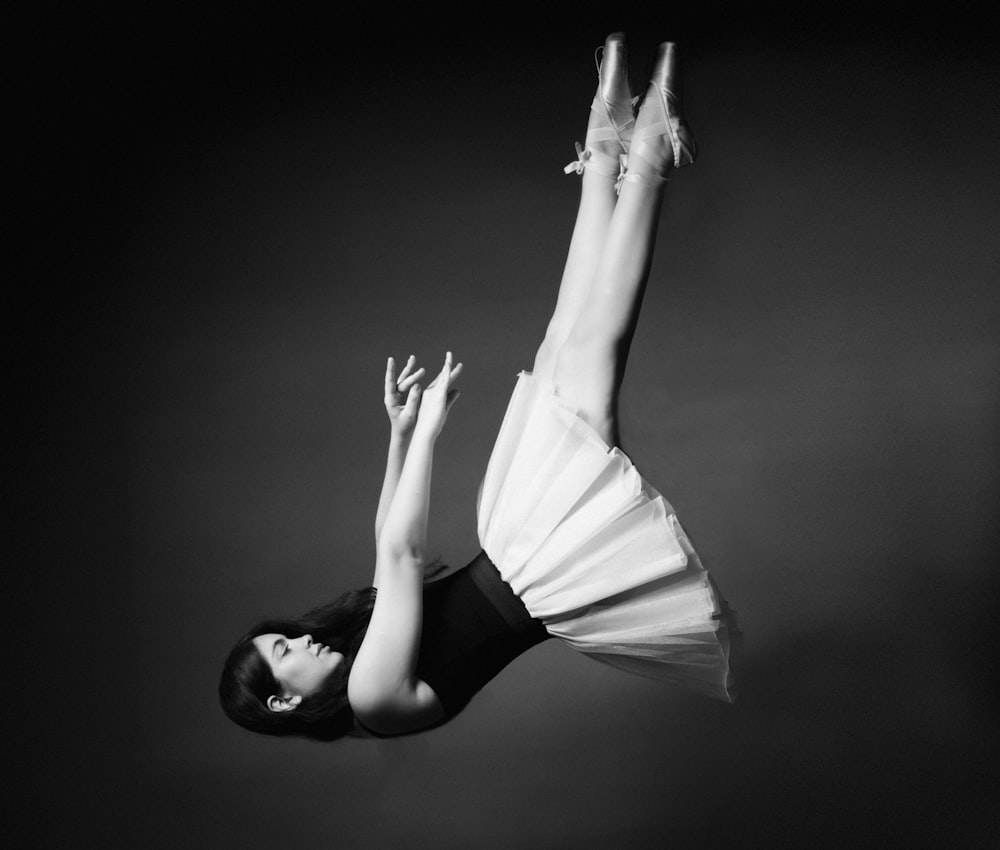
[377,546,425,573]
[376,531,424,565]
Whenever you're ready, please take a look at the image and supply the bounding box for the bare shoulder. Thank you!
[348,668,445,735]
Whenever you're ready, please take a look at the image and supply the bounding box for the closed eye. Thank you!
[273,638,289,661]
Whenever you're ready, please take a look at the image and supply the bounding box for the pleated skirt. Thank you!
[477,372,738,701]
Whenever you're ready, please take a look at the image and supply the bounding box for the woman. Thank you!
[220,34,738,742]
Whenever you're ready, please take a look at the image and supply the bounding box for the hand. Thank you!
[413,351,463,440]
[384,355,426,437]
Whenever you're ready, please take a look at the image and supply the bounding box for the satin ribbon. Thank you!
[564,143,630,193]
[563,141,590,175]
[614,153,628,194]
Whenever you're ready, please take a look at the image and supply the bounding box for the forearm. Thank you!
[358,433,435,713]
[377,430,435,561]
[375,431,410,542]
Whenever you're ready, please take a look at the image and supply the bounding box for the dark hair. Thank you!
[218,587,377,742]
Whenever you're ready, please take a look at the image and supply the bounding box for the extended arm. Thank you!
[372,356,425,587]
[374,431,410,547]
[350,353,462,734]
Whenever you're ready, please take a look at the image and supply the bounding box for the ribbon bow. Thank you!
[563,141,590,175]
[614,153,628,194]
[564,144,629,195]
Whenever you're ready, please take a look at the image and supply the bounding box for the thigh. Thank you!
[552,333,621,447]
[531,326,563,386]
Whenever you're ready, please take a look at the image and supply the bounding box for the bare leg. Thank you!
[532,171,617,383]
[533,33,633,384]
[552,178,668,445]
[550,42,694,446]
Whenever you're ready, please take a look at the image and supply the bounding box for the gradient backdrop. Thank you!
[20,2,999,847]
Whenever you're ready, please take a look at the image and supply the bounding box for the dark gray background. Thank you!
[19,1,998,847]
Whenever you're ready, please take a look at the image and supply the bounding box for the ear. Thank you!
[266,694,303,713]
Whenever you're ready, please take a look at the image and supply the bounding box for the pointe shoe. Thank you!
[564,32,635,187]
[622,41,697,186]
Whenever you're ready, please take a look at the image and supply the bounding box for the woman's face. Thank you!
[253,633,345,701]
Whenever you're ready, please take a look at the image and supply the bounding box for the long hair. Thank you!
[218,587,377,742]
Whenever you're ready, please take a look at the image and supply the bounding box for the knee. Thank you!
[549,351,619,446]
[553,335,618,400]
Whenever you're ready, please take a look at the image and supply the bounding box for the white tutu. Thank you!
[477,372,738,702]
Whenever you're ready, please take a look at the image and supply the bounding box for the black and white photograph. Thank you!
[17,1,998,847]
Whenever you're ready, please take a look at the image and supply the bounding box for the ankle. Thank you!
[620,169,670,192]
[624,149,673,182]
[564,142,626,183]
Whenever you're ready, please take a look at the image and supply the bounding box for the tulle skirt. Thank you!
[477,372,738,701]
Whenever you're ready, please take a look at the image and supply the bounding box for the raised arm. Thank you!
[372,356,425,587]
[349,352,462,734]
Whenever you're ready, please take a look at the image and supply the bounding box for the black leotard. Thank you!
[418,550,550,717]
[359,551,550,736]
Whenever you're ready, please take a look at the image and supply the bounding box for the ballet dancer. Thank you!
[220,34,737,741]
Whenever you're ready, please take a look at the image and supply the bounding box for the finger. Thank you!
[448,362,463,383]
[404,382,422,413]
[432,351,450,381]
[397,354,416,383]
[397,367,425,391]
[385,361,400,405]
[429,352,454,389]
